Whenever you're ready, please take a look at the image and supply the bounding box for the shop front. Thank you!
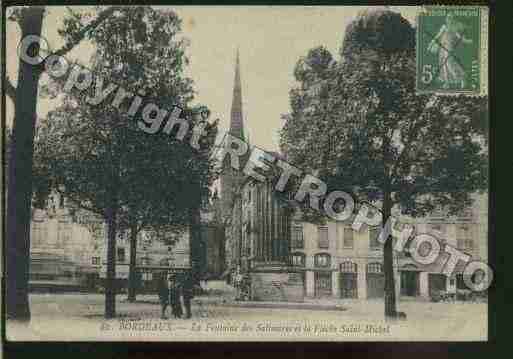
[366,262,384,298]
[339,261,358,299]
[400,264,421,297]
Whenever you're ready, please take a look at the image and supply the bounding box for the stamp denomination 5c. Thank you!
[416,6,488,95]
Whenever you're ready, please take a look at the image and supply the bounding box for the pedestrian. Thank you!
[157,273,169,319]
[234,267,243,300]
[169,274,183,318]
[182,272,194,319]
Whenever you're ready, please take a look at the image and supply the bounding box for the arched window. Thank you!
[367,262,383,274]
[340,261,357,273]
[314,253,331,268]
[402,263,418,271]
[291,224,304,249]
[290,252,305,267]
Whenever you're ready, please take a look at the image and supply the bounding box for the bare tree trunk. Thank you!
[105,202,118,318]
[5,7,45,322]
[127,224,138,302]
[382,189,397,318]
[189,206,202,288]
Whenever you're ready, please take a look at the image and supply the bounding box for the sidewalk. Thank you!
[7,293,487,341]
[122,280,349,311]
[219,300,347,311]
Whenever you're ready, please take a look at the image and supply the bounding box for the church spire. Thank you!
[230,48,244,139]
[220,49,246,220]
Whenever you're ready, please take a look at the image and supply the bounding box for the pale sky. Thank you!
[6,6,419,151]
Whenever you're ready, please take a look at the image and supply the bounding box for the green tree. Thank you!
[35,7,217,317]
[5,6,118,321]
[280,9,487,318]
[118,106,217,302]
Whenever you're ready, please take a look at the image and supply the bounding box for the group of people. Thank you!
[157,272,194,320]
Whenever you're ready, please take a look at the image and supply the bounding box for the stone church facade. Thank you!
[222,52,304,301]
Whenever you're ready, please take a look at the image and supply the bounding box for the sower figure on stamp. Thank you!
[428,12,473,89]
[168,274,183,319]
[157,273,169,319]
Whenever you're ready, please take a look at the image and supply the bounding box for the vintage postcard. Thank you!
[3,5,491,342]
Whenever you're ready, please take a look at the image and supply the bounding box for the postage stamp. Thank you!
[416,6,488,95]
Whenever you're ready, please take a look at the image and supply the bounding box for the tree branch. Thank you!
[390,109,431,181]
[61,190,102,216]
[53,6,121,58]
[4,77,16,101]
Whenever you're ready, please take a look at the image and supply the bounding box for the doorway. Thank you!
[400,270,420,296]
[366,263,384,298]
[428,273,446,297]
[314,272,332,297]
[339,261,358,298]
[340,273,358,298]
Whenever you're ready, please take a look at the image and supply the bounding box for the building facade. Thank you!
[225,176,304,302]
[28,191,192,292]
[290,193,488,300]
[29,192,99,291]
[98,228,190,286]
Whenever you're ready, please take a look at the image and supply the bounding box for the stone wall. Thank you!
[250,271,304,302]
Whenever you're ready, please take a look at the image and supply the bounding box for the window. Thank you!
[92,257,100,265]
[309,82,323,97]
[314,253,331,268]
[291,253,305,267]
[116,247,126,263]
[343,227,354,248]
[340,261,357,273]
[457,225,473,250]
[32,222,44,247]
[139,256,151,266]
[456,274,466,290]
[318,227,329,249]
[369,227,381,249]
[328,135,337,155]
[367,262,383,274]
[57,223,71,243]
[292,225,304,249]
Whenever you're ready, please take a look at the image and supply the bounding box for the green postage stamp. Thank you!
[416,6,488,95]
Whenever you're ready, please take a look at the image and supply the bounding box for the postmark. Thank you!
[416,6,487,95]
